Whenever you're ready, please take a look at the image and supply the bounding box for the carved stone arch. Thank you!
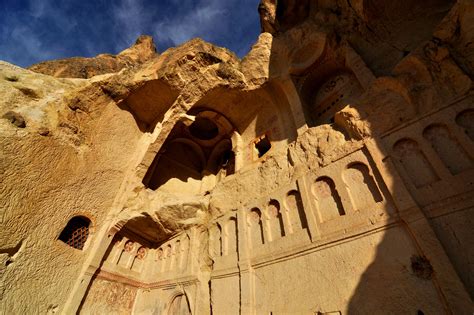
[165,243,173,258]
[284,190,308,233]
[165,243,173,271]
[298,52,365,126]
[393,138,439,188]
[267,199,285,240]
[223,216,238,256]
[363,77,416,134]
[179,234,190,269]
[423,123,473,175]
[131,246,147,272]
[206,139,234,175]
[186,109,235,147]
[117,239,135,268]
[343,162,383,211]
[209,223,222,258]
[141,107,239,193]
[168,138,207,169]
[167,290,192,315]
[312,71,364,124]
[312,176,345,222]
[248,207,264,247]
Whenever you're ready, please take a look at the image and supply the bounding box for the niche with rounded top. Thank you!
[224,217,238,256]
[209,223,222,258]
[285,190,308,233]
[423,124,473,175]
[168,294,191,315]
[312,177,345,222]
[248,208,265,247]
[393,138,439,188]
[267,200,285,240]
[312,72,363,124]
[343,162,383,211]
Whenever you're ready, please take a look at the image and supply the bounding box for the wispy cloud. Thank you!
[112,0,149,50]
[154,0,226,45]
[0,0,261,67]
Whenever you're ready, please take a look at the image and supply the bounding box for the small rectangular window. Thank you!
[254,134,271,159]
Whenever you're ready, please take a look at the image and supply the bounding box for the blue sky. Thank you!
[0,0,261,67]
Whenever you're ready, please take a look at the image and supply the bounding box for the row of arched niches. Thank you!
[89,101,473,285]
[207,147,393,267]
[384,102,474,206]
[91,144,392,282]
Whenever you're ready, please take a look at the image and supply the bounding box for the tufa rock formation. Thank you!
[28,35,158,79]
[1,0,473,314]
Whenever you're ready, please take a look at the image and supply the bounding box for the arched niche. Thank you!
[179,235,190,269]
[296,45,366,127]
[312,72,363,124]
[248,208,265,247]
[224,217,238,256]
[266,200,285,241]
[173,240,181,269]
[393,138,439,188]
[117,240,135,268]
[209,223,222,258]
[423,124,473,175]
[456,109,474,142]
[312,177,345,222]
[131,246,147,272]
[165,244,173,271]
[343,163,383,211]
[156,247,164,273]
[284,190,308,233]
[168,293,191,315]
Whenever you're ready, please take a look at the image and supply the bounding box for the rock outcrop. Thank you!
[28,35,158,79]
[1,1,474,314]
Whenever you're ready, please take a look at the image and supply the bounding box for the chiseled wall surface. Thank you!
[1,0,474,314]
[252,227,444,314]
[0,65,144,313]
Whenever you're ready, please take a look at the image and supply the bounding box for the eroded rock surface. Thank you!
[1,1,474,314]
[28,35,158,79]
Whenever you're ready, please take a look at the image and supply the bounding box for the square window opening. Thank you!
[255,135,271,158]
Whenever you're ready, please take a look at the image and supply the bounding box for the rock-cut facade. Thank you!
[1,1,473,314]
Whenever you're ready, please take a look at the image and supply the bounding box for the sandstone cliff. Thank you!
[1,1,474,314]
[27,35,158,79]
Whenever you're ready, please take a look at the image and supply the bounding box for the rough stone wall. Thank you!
[1,0,474,314]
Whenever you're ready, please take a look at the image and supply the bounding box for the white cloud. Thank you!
[7,25,55,64]
[112,0,149,49]
[153,0,227,46]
